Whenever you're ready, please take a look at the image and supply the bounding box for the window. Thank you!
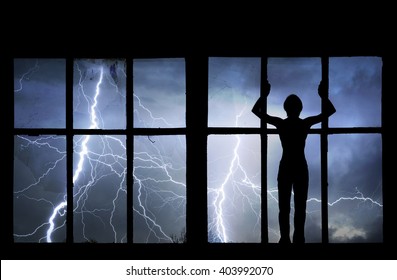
[10,55,386,251]
[72,59,127,243]
[267,58,322,243]
[208,57,262,243]
[328,57,383,242]
[132,59,186,243]
[14,59,67,242]
[13,58,186,243]
[206,56,383,243]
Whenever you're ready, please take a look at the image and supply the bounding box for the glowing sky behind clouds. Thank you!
[13,57,383,243]
[208,56,382,243]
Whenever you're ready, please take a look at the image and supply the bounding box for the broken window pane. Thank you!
[74,59,126,129]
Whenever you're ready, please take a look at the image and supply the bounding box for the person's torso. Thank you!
[278,117,309,162]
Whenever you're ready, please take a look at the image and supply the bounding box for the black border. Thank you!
[1,28,394,260]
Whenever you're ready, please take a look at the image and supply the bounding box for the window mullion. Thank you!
[7,57,14,243]
[381,56,388,244]
[261,56,269,243]
[321,56,329,244]
[186,56,208,245]
[126,59,134,243]
[66,58,74,243]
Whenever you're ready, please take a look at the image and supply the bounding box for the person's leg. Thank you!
[278,179,292,243]
[292,168,309,243]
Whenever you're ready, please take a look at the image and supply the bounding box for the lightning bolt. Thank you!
[43,64,125,243]
[69,63,130,243]
[14,59,186,243]
[265,186,383,241]
[208,98,383,243]
[307,187,383,207]
[132,93,186,243]
[73,64,103,183]
[13,135,67,242]
[13,59,383,244]
[14,59,39,93]
[208,101,261,243]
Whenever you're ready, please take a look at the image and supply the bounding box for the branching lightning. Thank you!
[14,59,383,244]
[132,94,186,243]
[14,59,39,93]
[208,102,261,243]
[307,187,383,207]
[207,98,383,243]
[14,60,186,243]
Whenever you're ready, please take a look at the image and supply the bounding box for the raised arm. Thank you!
[305,81,336,126]
[318,81,336,117]
[251,95,266,119]
[251,81,282,127]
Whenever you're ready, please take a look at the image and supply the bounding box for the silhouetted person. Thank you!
[252,81,336,243]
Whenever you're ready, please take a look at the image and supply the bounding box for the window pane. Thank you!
[305,136,322,242]
[208,135,261,243]
[73,135,126,243]
[14,135,66,242]
[268,58,322,128]
[208,57,261,127]
[133,136,186,243]
[267,135,282,242]
[74,59,126,129]
[133,59,186,128]
[14,59,66,128]
[268,135,321,243]
[329,57,382,127]
[328,134,382,242]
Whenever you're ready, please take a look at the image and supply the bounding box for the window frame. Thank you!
[206,56,383,243]
[4,53,389,259]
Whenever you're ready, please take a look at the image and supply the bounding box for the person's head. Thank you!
[283,94,302,117]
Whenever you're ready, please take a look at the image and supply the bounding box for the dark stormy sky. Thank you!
[13,57,382,243]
